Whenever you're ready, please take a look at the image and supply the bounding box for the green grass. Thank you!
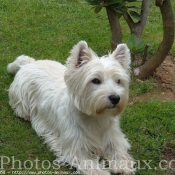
[121,100,175,175]
[130,79,155,96]
[0,0,175,175]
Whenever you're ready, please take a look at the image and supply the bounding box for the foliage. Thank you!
[127,33,145,58]
[83,0,142,21]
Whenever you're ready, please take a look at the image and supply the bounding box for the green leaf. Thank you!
[83,0,142,17]
[94,6,102,14]
[132,46,137,53]
[137,41,145,52]
[128,34,145,53]
[127,6,141,10]
[117,12,123,19]
[129,10,141,21]
[114,1,126,8]
[128,33,139,48]
[105,0,123,5]
[111,1,127,13]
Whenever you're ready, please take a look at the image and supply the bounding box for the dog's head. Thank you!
[64,41,131,117]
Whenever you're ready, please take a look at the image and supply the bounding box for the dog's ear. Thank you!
[112,44,131,70]
[67,41,96,68]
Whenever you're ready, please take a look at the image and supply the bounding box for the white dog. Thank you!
[7,41,135,175]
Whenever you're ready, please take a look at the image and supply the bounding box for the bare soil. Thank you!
[155,56,175,97]
[162,143,175,175]
[131,55,175,103]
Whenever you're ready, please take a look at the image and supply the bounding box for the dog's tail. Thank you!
[7,55,35,74]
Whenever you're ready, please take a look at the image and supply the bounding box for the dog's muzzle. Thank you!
[108,95,120,108]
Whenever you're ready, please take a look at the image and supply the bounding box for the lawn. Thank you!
[0,0,175,175]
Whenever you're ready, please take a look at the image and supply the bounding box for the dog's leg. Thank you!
[104,137,135,175]
[107,153,135,175]
[69,157,110,175]
[34,126,109,175]
[56,150,110,175]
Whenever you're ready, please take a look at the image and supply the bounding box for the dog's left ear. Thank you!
[112,44,131,70]
[68,41,96,68]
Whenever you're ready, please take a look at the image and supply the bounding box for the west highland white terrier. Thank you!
[7,41,135,175]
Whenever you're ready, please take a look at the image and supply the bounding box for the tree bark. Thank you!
[105,0,150,49]
[122,0,150,40]
[106,7,122,50]
[133,0,174,79]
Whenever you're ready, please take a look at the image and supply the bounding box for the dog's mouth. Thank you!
[108,104,117,109]
[96,104,118,115]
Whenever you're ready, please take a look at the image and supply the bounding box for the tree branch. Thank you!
[106,7,122,50]
[134,0,174,79]
[142,44,150,65]
[140,0,150,26]
[122,0,150,40]
[122,11,135,30]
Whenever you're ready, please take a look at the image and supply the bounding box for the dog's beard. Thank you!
[95,96,128,117]
[71,91,128,117]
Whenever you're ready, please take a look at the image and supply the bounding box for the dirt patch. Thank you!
[130,89,175,103]
[162,143,175,174]
[155,55,175,94]
[131,56,175,103]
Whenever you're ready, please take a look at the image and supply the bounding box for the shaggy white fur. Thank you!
[7,41,135,175]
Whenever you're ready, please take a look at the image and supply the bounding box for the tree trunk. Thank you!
[122,0,150,41]
[134,0,174,79]
[106,7,122,50]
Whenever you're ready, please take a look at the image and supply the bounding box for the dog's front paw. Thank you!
[110,159,135,175]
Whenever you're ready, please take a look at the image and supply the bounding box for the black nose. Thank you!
[108,95,120,105]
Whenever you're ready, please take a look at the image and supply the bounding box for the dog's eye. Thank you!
[116,79,120,84]
[92,78,101,85]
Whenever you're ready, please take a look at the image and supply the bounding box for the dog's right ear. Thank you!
[112,44,131,70]
[67,41,96,68]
